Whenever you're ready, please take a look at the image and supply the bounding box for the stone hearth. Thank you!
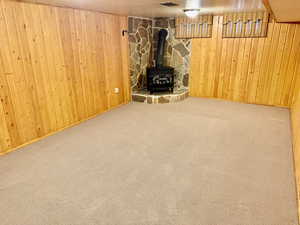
[132,89,189,104]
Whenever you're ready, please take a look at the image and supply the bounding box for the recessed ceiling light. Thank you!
[183,9,200,18]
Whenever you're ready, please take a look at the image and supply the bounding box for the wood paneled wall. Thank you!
[222,12,269,38]
[0,0,130,154]
[190,16,300,107]
[291,91,300,219]
[175,15,213,38]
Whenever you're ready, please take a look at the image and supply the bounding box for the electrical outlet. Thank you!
[114,88,120,94]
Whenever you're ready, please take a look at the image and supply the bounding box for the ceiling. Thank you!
[19,0,266,17]
[265,0,300,22]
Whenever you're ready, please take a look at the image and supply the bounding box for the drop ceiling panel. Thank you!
[18,0,265,17]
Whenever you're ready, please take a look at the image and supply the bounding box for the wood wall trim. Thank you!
[189,16,300,107]
[222,12,269,38]
[175,15,213,39]
[0,0,130,154]
[262,0,275,19]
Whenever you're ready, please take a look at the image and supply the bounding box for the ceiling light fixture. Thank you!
[160,2,179,7]
[183,8,200,18]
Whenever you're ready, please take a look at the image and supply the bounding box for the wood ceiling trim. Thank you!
[262,0,275,19]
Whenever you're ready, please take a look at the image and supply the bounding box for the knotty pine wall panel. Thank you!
[190,16,300,107]
[0,0,130,154]
[292,90,300,220]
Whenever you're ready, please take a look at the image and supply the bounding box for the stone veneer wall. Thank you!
[128,17,153,91]
[128,17,192,91]
[152,18,191,90]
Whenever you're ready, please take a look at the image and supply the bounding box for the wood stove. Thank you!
[147,29,174,94]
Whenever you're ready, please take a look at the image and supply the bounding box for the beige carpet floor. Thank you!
[0,97,298,225]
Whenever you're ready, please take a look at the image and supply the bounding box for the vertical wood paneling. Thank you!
[291,89,300,221]
[119,17,131,103]
[190,16,300,107]
[222,12,269,38]
[0,0,130,154]
[176,15,213,38]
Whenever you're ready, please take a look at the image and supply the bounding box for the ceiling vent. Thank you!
[160,2,179,7]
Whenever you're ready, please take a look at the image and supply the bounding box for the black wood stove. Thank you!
[147,29,174,94]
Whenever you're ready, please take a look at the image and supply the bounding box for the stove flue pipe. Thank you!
[155,29,168,68]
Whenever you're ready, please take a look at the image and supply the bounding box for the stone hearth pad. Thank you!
[132,89,189,104]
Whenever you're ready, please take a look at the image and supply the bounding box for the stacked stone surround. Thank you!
[128,17,153,91]
[152,18,191,91]
[128,17,192,92]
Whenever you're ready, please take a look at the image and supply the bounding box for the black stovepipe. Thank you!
[155,29,168,68]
